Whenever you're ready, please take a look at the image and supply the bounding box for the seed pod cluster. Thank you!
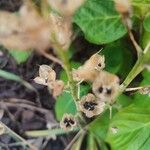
[34,65,64,97]
[73,52,120,118]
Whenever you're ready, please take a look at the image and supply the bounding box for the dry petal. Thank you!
[78,93,105,118]
[72,53,105,82]
[92,71,120,101]
[48,0,85,17]
[34,77,47,85]
[39,65,56,82]
[60,114,76,131]
[48,80,64,97]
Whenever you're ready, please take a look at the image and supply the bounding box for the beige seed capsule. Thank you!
[48,80,64,97]
[78,93,105,118]
[34,65,56,86]
[72,53,105,82]
[92,71,120,101]
[60,114,76,131]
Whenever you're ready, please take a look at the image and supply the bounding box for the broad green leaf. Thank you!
[55,92,77,121]
[55,84,90,121]
[144,13,150,32]
[117,94,133,107]
[106,92,150,150]
[89,110,110,139]
[9,49,31,64]
[74,0,127,44]
[101,40,133,76]
[131,0,150,17]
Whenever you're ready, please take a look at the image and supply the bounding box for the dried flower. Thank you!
[48,0,85,17]
[60,114,76,130]
[78,93,105,118]
[48,80,65,97]
[34,65,56,86]
[92,71,120,101]
[0,1,50,51]
[115,0,132,16]
[139,87,150,96]
[49,13,72,50]
[73,53,105,82]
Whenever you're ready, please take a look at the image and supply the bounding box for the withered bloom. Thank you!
[73,53,105,82]
[48,80,64,97]
[92,71,120,101]
[34,65,56,86]
[49,13,72,50]
[60,114,76,131]
[78,93,105,118]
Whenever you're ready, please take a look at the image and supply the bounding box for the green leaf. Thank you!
[55,92,77,121]
[74,0,127,44]
[106,93,150,150]
[89,110,110,139]
[60,61,81,84]
[9,49,31,64]
[144,13,150,32]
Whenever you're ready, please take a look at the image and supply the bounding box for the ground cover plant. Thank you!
[0,0,150,149]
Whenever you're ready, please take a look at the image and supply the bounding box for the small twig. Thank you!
[40,51,63,66]
[125,86,143,92]
[0,101,52,115]
[109,105,112,120]
[64,129,86,150]
[144,41,150,54]
[123,17,143,57]
[0,121,37,150]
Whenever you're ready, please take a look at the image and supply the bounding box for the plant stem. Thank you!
[115,41,150,100]
[54,45,78,103]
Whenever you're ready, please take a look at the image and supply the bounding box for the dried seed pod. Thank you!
[92,71,120,101]
[34,65,56,86]
[78,93,105,118]
[39,65,56,82]
[0,1,51,51]
[139,87,150,96]
[72,53,105,82]
[115,0,132,16]
[48,0,85,17]
[60,114,76,131]
[48,80,65,97]
[49,13,72,50]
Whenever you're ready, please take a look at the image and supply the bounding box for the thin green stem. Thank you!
[54,45,78,103]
